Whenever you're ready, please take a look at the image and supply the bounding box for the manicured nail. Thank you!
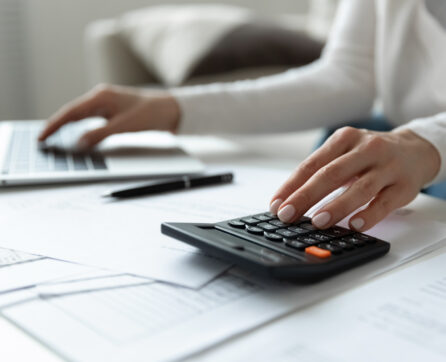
[270,199,283,215]
[351,218,365,231]
[278,205,296,223]
[313,211,331,229]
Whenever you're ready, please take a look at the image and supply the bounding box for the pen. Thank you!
[103,173,234,199]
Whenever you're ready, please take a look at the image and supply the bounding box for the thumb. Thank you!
[77,124,114,150]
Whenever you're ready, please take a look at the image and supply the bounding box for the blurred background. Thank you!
[0,0,337,121]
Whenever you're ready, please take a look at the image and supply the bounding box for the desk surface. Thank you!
[2,133,446,362]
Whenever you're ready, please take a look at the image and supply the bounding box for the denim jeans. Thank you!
[315,116,446,200]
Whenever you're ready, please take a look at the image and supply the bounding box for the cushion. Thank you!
[119,4,323,86]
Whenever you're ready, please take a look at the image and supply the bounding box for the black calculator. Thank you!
[162,212,390,282]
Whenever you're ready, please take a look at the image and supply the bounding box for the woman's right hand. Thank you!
[38,84,181,149]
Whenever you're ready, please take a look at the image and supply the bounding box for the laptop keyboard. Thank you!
[2,123,107,175]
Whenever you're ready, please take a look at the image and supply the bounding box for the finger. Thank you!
[311,168,392,229]
[38,91,109,141]
[77,110,132,149]
[270,127,361,213]
[349,184,415,231]
[277,149,374,223]
[77,124,115,149]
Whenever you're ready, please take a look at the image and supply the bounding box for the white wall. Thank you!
[0,0,29,119]
[19,0,309,120]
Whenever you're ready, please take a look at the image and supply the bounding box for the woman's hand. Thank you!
[270,127,441,232]
[39,84,181,149]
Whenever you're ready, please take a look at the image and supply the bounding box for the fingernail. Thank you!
[270,199,283,215]
[351,218,365,231]
[278,205,295,223]
[313,211,331,229]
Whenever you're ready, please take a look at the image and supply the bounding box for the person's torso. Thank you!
[376,0,446,123]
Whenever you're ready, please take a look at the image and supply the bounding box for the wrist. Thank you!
[160,93,181,133]
[393,128,441,184]
[142,90,181,133]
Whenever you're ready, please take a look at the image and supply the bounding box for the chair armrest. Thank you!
[84,19,157,87]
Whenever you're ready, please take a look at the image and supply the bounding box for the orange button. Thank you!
[305,246,331,258]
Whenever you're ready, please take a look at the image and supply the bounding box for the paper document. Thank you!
[202,250,446,362]
[2,166,445,288]
[36,274,154,297]
[0,166,286,287]
[0,258,93,294]
[3,216,446,362]
[0,248,42,266]
[3,271,268,361]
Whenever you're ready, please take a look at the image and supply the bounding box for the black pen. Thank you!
[103,173,234,199]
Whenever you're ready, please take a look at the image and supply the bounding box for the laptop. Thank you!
[0,118,204,186]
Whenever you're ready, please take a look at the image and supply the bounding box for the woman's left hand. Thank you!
[270,127,441,232]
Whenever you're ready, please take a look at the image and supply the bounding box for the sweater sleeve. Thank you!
[171,0,377,135]
[397,112,446,185]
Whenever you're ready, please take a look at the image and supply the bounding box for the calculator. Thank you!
[161,212,390,282]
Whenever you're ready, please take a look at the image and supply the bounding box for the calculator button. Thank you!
[352,240,366,247]
[269,220,289,228]
[296,216,311,224]
[300,223,318,231]
[311,232,333,242]
[228,220,245,229]
[276,229,298,238]
[241,217,260,226]
[287,226,309,235]
[245,226,264,235]
[354,233,377,243]
[305,246,331,259]
[318,243,342,255]
[296,236,319,246]
[342,235,366,247]
[264,232,283,242]
[257,222,279,232]
[263,212,276,218]
[253,214,273,222]
[321,226,352,238]
[285,240,307,251]
[331,240,355,251]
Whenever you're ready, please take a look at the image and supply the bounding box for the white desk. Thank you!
[2,132,446,362]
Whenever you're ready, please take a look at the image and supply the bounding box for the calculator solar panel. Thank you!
[162,212,390,282]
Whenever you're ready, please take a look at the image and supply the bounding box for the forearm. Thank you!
[171,0,377,135]
[172,57,375,135]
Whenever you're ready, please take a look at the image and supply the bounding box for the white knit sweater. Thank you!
[173,0,446,184]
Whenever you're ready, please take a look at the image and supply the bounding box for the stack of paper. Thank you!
[1,201,446,361]
[1,166,446,361]
[0,166,283,287]
[196,250,446,362]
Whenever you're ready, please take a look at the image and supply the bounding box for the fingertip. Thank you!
[350,217,365,231]
[277,204,296,223]
[38,121,57,141]
[312,211,331,229]
[269,199,283,215]
[38,130,51,142]
[77,138,91,151]
[78,126,112,150]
